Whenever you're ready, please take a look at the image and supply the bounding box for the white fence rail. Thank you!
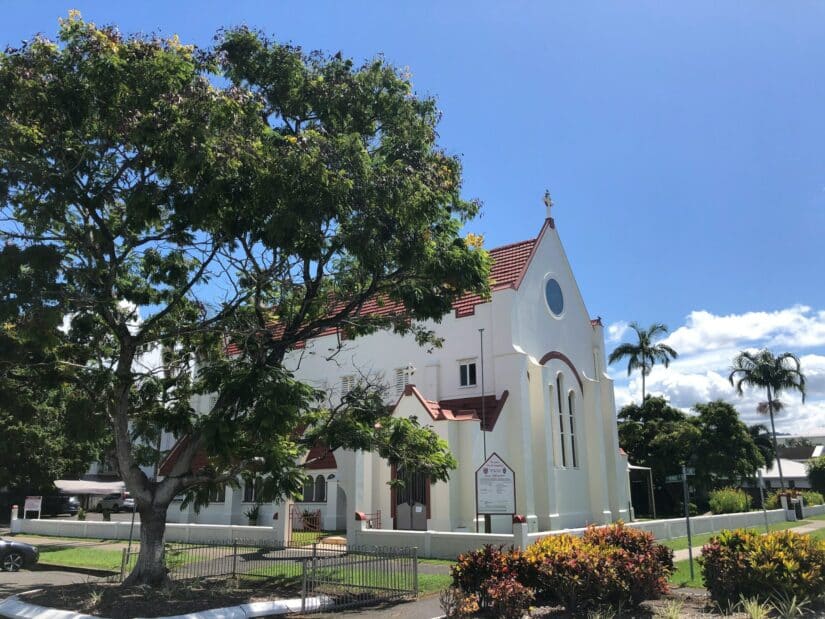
[12,503,825,560]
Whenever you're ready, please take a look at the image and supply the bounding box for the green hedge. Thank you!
[708,487,751,514]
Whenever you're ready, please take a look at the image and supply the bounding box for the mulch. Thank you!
[20,576,302,619]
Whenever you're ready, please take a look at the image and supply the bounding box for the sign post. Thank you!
[666,467,696,581]
[757,470,769,534]
[23,496,42,520]
[475,453,516,534]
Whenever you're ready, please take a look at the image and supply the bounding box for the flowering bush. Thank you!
[708,487,751,514]
[701,529,825,606]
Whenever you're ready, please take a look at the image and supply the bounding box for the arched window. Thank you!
[302,477,314,502]
[556,374,567,467]
[568,391,578,468]
[314,475,326,503]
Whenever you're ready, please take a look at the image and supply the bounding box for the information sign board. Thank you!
[475,453,516,515]
[23,496,42,519]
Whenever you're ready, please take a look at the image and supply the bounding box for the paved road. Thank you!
[0,568,104,598]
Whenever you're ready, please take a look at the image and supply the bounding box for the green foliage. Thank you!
[619,398,764,493]
[0,14,488,585]
[700,529,825,607]
[802,490,825,506]
[764,489,825,509]
[618,397,699,484]
[77,508,86,521]
[807,456,825,495]
[708,487,751,514]
[748,424,776,470]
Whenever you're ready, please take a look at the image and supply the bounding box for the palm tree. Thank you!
[608,322,678,402]
[729,350,806,489]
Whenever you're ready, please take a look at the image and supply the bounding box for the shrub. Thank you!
[701,529,825,607]
[484,576,535,619]
[525,524,674,611]
[708,487,751,514]
[801,490,825,506]
[439,587,480,619]
[764,489,824,509]
[450,545,530,609]
[76,507,86,521]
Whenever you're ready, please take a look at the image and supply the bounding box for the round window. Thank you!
[545,278,564,316]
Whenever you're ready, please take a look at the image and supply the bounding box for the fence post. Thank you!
[232,540,238,579]
[301,559,308,613]
[120,547,128,581]
[412,546,418,597]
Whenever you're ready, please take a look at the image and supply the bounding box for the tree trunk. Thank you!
[641,372,646,403]
[122,501,171,587]
[767,387,785,490]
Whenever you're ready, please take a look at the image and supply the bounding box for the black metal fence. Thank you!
[120,538,418,613]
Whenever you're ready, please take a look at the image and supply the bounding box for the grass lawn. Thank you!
[38,546,124,572]
[290,530,346,546]
[660,519,807,551]
[808,513,825,521]
[669,558,703,589]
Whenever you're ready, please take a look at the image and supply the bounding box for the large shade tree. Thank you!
[729,349,806,490]
[608,322,678,402]
[0,15,488,585]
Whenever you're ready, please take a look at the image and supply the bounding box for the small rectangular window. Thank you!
[568,391,578,468]
[243,477,261,503]
[459,361,477,387]
[394,367,409,396]
[556,378,568,467]
[341,375,356,396]
[209,484,226,503]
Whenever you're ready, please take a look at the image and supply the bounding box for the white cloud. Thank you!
[608,305,825,434]
[606,320,630,345]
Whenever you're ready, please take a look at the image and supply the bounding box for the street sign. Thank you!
[665,468,695,483]
[475,453,516,515]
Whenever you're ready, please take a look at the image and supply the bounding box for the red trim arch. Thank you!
[538,350,584,391]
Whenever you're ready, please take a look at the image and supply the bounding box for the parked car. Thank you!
[97,492,135,512]
[0,539,39,571]
[41,495,80,517]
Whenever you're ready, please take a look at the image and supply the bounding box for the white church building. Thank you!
[162,204,631,535]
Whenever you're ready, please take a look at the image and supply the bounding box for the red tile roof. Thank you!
[226,221,553,355]
[398,384,510,431]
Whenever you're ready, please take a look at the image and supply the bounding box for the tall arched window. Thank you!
[556,374,567,467]
[302,477,314,502]
[568,391,578,468]
[314,475,326,503]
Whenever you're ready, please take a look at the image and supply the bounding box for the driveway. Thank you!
[0,568,104,598]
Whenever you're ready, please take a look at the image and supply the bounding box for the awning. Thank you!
[54,479,126,495]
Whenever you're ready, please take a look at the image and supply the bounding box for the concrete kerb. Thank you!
[0,594,335,619]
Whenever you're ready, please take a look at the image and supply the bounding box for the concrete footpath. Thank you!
[672,518,825,562]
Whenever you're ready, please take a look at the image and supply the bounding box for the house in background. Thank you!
[162,202,631,534]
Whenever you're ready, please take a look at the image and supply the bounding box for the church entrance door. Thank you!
[393,467,428,530]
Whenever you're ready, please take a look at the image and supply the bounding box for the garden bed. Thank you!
[20,577,303,619]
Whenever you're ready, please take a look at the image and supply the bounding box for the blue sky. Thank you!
[4,2,825,430]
